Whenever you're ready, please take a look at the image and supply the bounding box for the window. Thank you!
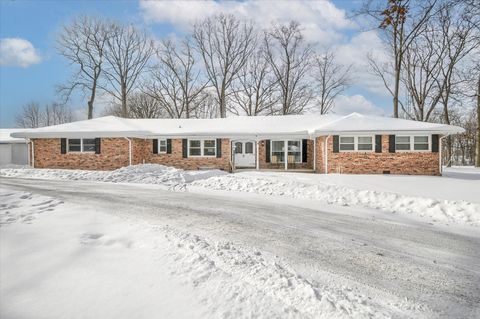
[158,139,167,153]
[68,138,95,153]
[245,142,253,154]
[270,140,302,163]
[188,139,216,157]
[395,136,410,150]
[358,136,373,151]
[271,140,285,163]
[395,135,429,151]
[339,136,354,151]
[339,136,373,152]
[288,140,301,163]
[234,142,243,154]
[414,136,429,150]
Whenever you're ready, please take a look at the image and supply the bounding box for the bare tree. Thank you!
[128,92,166,119]
[264,21,313,115]
[57,16,111,119]
[230,47,279,116]
[15,102,42,128]
[146,38,207,118]
[44,102,74,126]
[193,14,255,117]
[15,102,74,128]
[360,0,439,117]
[313,51,352,114]
[101,22,155,118]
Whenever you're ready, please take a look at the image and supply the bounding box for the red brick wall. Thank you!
[145,139,231,171]
[32,138,137,170]
[314,135,440,175]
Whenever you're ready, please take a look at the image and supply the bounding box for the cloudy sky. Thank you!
[0,0,392,127]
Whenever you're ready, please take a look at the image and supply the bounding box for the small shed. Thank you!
[0,129,29,166]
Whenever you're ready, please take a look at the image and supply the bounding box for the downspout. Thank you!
[439,135,449,175]
[27,138,34,168]
[313,137,316,172]
[324,135,330,174]
[124,137,132,166]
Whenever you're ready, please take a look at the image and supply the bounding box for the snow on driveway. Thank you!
[1,165,479,228]
[0,186,389,319]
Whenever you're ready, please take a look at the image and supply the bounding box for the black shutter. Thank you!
[265,140,271,163]
[302,139,308,163]
[152,139,158,154]
[216,139,222,158]
[375,135,382,153]
[389,135,396,153]
[333,135,339,153]
[60,138,67,154]
[182,139,188,158]
[432,134,439,153]
[95,138,101,154]
[166,139,172,154]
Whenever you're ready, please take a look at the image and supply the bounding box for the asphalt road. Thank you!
[2,177,479,318]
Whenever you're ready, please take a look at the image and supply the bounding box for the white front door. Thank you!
[234,141,256,168]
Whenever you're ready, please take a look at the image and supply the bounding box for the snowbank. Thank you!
[0,164,226,187]
[192,173,480,227]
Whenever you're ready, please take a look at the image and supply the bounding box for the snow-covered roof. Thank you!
[10,113,464,139]
[0,129,29,143]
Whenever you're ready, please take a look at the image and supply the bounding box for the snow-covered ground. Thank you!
[1,165,480,318]
[2,165,479,227]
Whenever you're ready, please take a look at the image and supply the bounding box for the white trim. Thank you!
[256,141,259,170]
[339,135,375,152]
[187,139,217,157]
[395,135,431,152]
[67,138,96,153]
[124,137,132,166]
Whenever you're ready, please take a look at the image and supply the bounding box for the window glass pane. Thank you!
[158,140,167,152]
[358,136,372,143]
[287,140,300,152]
[414,143,428,150]
[396,136,410,143]
[358,143,373,151]
[204,147,216,156]
[159,140,166,146]
[271,141,284,152]
[204,140,215,148]
[68,139,81,152]
[190,148,201,156]
[82,139,95,152]
[340,136,354,143]
[190,140,200,147]
[245,142,253,154]
[235,142,243,154]
[340,144,355,151]
[395,143,410,150]
[414,136,428,143]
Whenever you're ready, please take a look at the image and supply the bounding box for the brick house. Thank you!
[11,113,464,175]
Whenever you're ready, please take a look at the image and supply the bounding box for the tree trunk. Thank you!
[121,83,128,118]
[476,75,480,167]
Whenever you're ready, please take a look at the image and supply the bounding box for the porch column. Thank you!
[256,141,259,170]
[284,140,288,170]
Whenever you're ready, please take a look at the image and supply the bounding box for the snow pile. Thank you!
[0,164,227,188]
[193,174,480,227]
[159,226,391,318]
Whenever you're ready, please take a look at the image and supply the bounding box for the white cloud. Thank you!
[333,94,386,116]
[0,38,42,68]
[140,0,353,46]
[333,30,391,97]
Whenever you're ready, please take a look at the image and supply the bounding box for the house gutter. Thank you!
[124,137,132,166]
